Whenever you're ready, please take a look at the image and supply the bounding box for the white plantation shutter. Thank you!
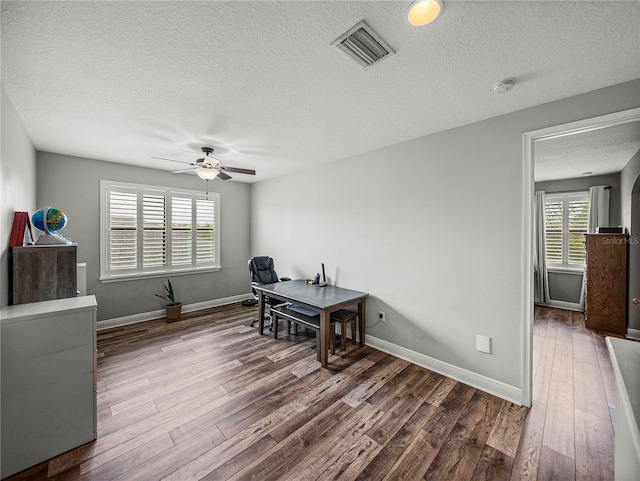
[101,181,220,280]
[544,192,589,268]
[196,198,215,264]
[567,196,589,263]
[107,190,138,271]
[143,193,166,269]
[544,200,563,263]
[171,196,193,266]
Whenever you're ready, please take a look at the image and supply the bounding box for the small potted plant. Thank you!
[155,278,182,322]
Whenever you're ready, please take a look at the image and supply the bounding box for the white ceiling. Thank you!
[2,1,640,183]
[535,121,640,182]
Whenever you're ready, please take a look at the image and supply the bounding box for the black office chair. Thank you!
[248,256,291,329]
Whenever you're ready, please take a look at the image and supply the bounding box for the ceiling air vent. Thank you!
[331,20,395,69]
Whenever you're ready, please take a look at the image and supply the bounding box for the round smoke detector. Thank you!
[493,78,516,94]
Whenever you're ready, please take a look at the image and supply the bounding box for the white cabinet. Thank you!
[606,337,640,480]
[1,296,97,478]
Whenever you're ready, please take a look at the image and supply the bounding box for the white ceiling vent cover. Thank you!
[332,20,395,68]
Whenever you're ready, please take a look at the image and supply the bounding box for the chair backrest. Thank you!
[249,256,280,285]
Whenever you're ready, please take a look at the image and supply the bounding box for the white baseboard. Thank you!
[365,335,523,405]
[97,293,251,331]
[537,300,583,311]
[627,328,640,341]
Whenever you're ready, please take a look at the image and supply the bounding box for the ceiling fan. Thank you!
[152,147,256,181]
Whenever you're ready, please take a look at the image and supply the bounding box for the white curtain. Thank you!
[534,191,550,304]
[588,185,610,233]
[579,185,611,309]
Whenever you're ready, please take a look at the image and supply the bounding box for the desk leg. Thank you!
[320,310,329,368]
[358,299,366,347]
[258,291,266,335]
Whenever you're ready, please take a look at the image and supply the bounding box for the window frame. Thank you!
[100,180,220,282]
[544,191,589,270]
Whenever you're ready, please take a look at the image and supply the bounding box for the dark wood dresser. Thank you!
[9,244,77,305]
[584,233,628,335]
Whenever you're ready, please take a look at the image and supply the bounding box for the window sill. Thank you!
[547,266,585,275]
[100,266,221,283]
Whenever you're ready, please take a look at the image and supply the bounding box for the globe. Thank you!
[32,207,68,234]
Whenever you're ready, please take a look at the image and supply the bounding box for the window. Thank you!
[544,192,589,268]
[100,180,220,281]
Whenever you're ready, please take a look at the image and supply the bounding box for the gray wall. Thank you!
[547,271,584,304]
[535,173,621,305]
[250,79,640,398]
[621,149,640,229]
[36,152,252,321]
[621,149,640,333]
[1,84,37,307]
[3,77,640,400]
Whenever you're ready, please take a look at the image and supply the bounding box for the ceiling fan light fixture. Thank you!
[407,0,443,27]
[195,166,219,180]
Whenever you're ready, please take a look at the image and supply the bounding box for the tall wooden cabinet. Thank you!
[584,233,628,335]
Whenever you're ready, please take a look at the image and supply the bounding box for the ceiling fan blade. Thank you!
[220,166,256,175]
[217,171,232,180]
[171,168,196,174]
[151,156,193,165]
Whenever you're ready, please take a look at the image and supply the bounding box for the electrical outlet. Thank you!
[379,311,386,322]
[476,335,491,354]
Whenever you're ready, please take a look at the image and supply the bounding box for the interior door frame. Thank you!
[521,106,640,407]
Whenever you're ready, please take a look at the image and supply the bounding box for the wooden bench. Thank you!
[270,305,338,360]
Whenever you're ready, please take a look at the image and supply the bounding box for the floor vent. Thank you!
[331,20,395,69]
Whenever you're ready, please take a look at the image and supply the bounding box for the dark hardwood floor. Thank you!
[4,304,617,480]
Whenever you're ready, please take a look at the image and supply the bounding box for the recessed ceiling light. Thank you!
[407,0,443,27]
[493,78,516,94]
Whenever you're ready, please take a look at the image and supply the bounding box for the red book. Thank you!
[9,212,29,247]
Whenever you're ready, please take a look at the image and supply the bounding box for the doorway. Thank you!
[521,106,640,406]
[629,185,640,339]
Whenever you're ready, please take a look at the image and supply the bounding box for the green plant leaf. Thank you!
[156,279,178,305]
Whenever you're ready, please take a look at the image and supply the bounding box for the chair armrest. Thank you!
[250,281,262,299]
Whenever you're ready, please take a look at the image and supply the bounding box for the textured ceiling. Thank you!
[535,121,640,182]
[1,1,640,183]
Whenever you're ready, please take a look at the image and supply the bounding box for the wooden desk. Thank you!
[255,280,368,368]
